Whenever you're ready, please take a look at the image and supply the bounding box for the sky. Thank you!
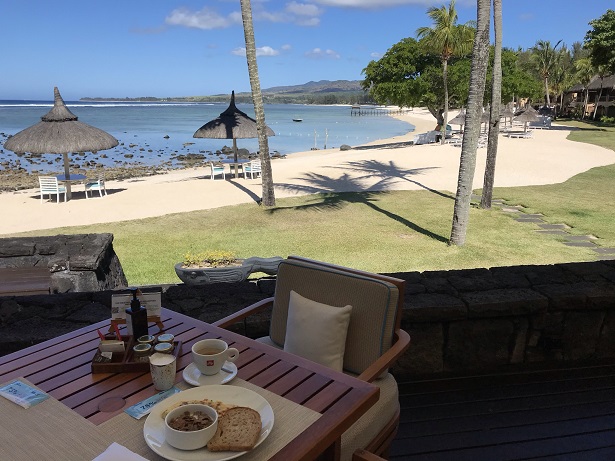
[1,0,612,100]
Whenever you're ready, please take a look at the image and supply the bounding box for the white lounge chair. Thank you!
[84,175,107,198]
[38,176,66,203]
[243,160,261,179]
[209,162,225,180]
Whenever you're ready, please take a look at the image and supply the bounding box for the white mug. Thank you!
[149,352,177,390]
[192,339,239,376]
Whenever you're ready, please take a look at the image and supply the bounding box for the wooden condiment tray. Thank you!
[91,336,182,373]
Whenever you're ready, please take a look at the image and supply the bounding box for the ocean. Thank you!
[0,100,413,173]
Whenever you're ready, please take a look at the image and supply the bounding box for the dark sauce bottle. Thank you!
[126,288,148,339]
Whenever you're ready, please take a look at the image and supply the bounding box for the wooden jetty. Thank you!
[350,105,405,116]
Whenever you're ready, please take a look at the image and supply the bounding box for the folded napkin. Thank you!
[93,443,148,461]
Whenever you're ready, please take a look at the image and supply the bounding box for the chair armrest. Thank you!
[357,328,411,383]
[212,297,274,329]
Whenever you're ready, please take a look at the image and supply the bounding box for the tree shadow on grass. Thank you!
[271,162,449,243]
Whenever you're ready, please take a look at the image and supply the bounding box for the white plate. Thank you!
[144,385,274,461]
[183,362,238,386]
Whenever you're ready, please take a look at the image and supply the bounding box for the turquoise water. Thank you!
[0,101,413,172]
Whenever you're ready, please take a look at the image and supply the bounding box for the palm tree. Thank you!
[592,65,608,120]
[449,0,491,246]
[548,46,576,117]
[239,0,275,207]
[416,0,474,145]
[530,39,563,107]
[480,0,502,210]
[574,57,595,119]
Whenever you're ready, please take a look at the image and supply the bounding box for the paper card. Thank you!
[124,386,180,419]
[0,379,49,409]
[111,290,162,320]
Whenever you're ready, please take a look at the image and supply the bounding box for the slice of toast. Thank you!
[207,406,262,452]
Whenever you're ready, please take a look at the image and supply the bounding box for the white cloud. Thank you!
[311,0,449,7]
[232,46,281,57]
[370,52,383,58]
[166,2,322,29]
[252,1,322,26]
[281,44,293,51]
[286,1,322,16]
[297,17,321,26]
[165,7,241,30]
[305,48,341,59]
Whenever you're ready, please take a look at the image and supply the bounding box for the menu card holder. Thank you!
[109,288,164,334]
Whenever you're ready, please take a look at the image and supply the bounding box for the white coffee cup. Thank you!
[149,352,177,390]
[192,339,239,376]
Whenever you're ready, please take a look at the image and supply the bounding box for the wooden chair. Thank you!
[214,256,410,460]
[243,160,261,179]
[352,449,386,461]
[84,175,107,198]
[38,176,66,203]
[209,162,225,180]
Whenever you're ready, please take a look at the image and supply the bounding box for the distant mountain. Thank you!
[82,80,371,105]
[262,80,364,94]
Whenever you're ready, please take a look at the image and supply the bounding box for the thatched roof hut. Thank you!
[193,91,274,162]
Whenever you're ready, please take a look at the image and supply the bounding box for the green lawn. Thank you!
[491,120,615,246]
[12,120,615,286]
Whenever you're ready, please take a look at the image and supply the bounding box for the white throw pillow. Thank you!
[283,290,352,371]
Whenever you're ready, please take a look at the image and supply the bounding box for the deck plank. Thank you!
[390,364,615,460]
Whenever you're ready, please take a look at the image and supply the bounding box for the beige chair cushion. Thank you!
[269,259,399,375]
[283,290,352,371]
[341,373,399,461]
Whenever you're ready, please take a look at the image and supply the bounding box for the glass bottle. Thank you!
[126,288,148,340]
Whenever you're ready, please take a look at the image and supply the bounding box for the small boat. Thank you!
[292,118,303,122]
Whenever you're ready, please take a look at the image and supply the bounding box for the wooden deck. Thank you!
[391,364,615,460]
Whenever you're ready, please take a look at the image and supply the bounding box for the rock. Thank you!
[340,144,352,151]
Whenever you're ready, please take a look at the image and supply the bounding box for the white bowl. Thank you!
[164,404,218,450]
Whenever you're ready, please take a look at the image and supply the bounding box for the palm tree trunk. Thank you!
[544,77,550,106]
[441,59,449,145]
[593,78,604,120]
[583,89,589,119]
[480,0,502,210]
[449,0,491,246]
[239,0,275,207]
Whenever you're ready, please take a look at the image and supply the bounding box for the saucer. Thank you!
[182,362,237,386]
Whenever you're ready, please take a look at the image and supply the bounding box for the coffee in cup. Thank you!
[192,339,239,376]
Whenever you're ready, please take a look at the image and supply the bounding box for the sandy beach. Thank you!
[3,108,615,235]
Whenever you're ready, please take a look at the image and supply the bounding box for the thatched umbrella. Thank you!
[193,91,274,162]
[500,106,515,127]
[4,87,118,197]
[448,108,466,132]
[513,109,540,133]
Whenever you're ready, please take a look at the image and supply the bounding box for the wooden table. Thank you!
[0,308,379,460]
[0,267,51,296]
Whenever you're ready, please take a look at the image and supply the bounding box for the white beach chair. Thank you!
[209,162,225,180]
[38,176,66,204]
[244,160,261,179]
[84,175,107,198]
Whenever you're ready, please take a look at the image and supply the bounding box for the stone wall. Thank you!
[391,260,615,377]
[0,260,613,380]
[0,234,127,293]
